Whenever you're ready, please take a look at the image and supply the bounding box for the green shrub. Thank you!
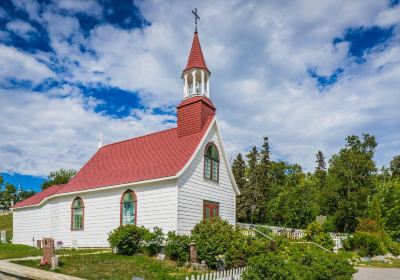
[305,221,323,237]
[321,216,336,233]
[191,218,238,268]
[108,225,148,255]
[143,227,164,256]
[305,221,335,250]
[242,252,298,280]
[344,231,386,256]
[242,246,356,280]
[165,231,191,265]
[356,219,381,233]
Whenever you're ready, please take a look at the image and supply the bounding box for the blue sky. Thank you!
[0,0,399,192]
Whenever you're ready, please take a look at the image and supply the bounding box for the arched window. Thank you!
[120,190,137,226]
[204,143,219,182]
[71,197,84,230]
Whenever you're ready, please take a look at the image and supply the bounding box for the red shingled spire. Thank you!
[183,32,210,74]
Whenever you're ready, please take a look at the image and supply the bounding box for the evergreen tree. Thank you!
[245,146,262,224]
[315,150,326,171]
[232,153,247,222]
[258,137,271,223]
[390,155,400,178]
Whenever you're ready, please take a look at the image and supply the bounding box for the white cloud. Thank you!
[51,0,103,18]
[6,19,37,40]
[0,89,174,176]
[0,0,399,177]
[0,45,54,84]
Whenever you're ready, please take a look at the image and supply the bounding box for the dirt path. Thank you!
[354,267,400,280]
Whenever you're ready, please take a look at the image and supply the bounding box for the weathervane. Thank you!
[192,8,200,32]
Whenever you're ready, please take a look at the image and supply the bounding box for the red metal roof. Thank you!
[12,184,64,208]
[13,116,214,208]
[183,32,209,73]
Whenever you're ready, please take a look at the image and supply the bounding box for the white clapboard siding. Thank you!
[177,123,236,234]
[13,181,178,247]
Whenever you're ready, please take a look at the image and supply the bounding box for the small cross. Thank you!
[192,8,200,32]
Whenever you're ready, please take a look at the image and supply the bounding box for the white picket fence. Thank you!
[237,223,348,249]
[186,267,247,280]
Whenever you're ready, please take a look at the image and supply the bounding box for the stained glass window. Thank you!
[121,190,136,225]
[72,197,84,230]
[204,143,219,181]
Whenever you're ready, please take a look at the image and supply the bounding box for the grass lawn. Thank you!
[0,243,41,259]
[13,252,194,280]
[0,242,110,260]
[0,214,12,242]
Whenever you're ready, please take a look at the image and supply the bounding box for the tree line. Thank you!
[233,134,400,236]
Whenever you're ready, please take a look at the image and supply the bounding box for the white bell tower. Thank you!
[182,9,211,100]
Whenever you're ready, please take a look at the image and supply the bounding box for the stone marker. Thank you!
[51,256,59,270]
[132,277,144,280]
[42,238,55,265]
[156,253,165,261]
[316,215,327,224]
[190,242,198,264]
[72,239,78,249]
[0,230,6,243]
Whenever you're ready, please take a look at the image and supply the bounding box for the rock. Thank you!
[397,255,400,259]
[385,253,395,259]
[371,255,385,262]
[360,257,370,262]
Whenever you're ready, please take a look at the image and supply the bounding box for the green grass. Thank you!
[0,243,111,260]
[13,252,195,280]
[0,214,12,242]
[0,243,41,259]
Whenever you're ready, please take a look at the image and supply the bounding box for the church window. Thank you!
[71,197,84,230]
[204,143,219,182]
[120,190,137,226]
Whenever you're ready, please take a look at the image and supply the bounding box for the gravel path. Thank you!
[354,267,400,280]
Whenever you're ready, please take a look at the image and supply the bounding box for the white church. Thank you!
[12,29,240,248]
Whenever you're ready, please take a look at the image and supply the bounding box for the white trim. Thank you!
[12,176,177,210]
[213,120,241,195]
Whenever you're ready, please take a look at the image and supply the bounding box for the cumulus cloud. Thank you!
[0,89,174,176]
[0,0,399,177]
[0,45,54,85]
[6,19,38,40]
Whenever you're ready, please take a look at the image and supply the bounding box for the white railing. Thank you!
[186,87,208,98]
[237,223,348,249]
[186,267,247,280]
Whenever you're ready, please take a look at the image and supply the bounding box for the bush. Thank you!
[305,221,335,250]
[191,218,238,268]
[242,252,298,280]
[242,246,356,280]
[165,231,191,265]
[143,227,164,256]
[344,231,386,257]
[356,219,381,233]
[108,225,148,255]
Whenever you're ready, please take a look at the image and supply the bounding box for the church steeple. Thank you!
[182,10,211,100]
[177,11,215,138]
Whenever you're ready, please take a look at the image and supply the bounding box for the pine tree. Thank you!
[258,136,271,223]
[390,155,400,178]
[232,153,247,222]
[316,150,326,171]
[246,146,262,224]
